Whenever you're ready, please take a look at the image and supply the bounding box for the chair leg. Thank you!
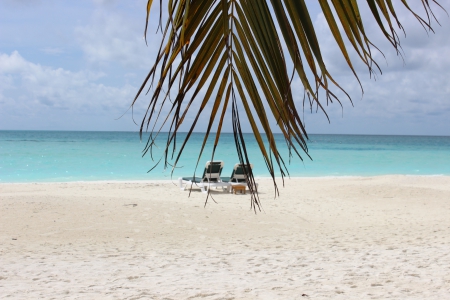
[201,185,208,194]
[178,178,186,191]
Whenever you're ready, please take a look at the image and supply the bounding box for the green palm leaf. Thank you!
[133,0,445,211]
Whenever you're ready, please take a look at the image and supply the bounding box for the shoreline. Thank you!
[1,173,450,185]
[2,176,450,298]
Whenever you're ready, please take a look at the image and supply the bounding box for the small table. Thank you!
[232,185,246,194]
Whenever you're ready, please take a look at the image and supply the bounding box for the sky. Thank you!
[1,0,449,136]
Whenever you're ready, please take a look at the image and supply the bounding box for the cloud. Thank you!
[75,9,156,69]
[313,1,450,74]
[289,1,450,135]
[1,1,449,135]
[0,51,137,128]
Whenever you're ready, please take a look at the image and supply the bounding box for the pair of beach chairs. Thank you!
[178,161,255,194]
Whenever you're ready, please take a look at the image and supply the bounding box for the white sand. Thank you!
[1,176,450,299]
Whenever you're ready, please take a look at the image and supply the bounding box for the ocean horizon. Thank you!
[1,130,450,183]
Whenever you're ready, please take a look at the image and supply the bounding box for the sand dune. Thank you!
[1,176,450,299]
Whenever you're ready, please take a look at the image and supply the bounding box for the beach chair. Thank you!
[178,161,230,193]
[221,163,258,194]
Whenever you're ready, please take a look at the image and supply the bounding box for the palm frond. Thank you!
[132,0,444,211]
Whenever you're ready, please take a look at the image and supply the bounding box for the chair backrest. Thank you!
[201,161,224,182]
[230,163,253,183]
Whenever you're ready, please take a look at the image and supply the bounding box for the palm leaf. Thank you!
[133,0,445,211]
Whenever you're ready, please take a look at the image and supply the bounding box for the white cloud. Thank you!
[75,10,156,68]
[0,51,138,129]
[300,1,450,135]
[1,1,449,135]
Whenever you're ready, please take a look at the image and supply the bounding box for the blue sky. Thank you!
[1,0,449,135]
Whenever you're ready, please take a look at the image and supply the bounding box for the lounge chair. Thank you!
[178,161,230,193]
[221,163,258,193]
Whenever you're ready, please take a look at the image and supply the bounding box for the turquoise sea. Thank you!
[1,130,450,183]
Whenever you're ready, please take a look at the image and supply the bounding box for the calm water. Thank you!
[1,130,450,183]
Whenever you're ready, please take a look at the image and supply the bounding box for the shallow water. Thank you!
[1,130,450,182]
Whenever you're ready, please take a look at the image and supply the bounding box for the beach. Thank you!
[1,176,450,299]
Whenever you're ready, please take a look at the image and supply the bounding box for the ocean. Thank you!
[1,130,450,183]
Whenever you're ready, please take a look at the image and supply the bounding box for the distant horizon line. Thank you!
[1,129,449,138]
